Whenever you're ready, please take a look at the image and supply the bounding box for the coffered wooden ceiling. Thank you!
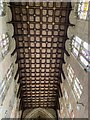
[9,2,73,110]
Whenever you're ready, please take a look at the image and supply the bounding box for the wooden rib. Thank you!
[14,68,19,80]
[64,49,70,56]
[61,67,66,80]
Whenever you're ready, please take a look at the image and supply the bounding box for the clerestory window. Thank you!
[0,33,10,61]
[71,36,90,71]
[77,0,90,20]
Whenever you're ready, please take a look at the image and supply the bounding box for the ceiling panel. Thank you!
[10,2,72,110]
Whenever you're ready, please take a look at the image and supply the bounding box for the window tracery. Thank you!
[0,63,14,105]
[77,0,90,20]
[71,36,90,71]
[0,1,6,16]
[67,64,83,100]
[72,78,83,99]
[0,33,10,61]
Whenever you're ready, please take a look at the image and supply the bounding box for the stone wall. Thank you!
[0,3,21,119]
[58,2,88,118]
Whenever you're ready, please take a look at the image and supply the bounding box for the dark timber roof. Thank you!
[9,2,73,110]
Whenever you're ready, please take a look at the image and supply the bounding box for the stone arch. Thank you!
[25,108,56,119]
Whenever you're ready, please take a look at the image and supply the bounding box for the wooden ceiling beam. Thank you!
[23,106,56,110]
[21,94,58,98]
[20,82,60,86]
[15,57,64,64]
[9,4,73,10]
[22,98,56,101]
[8,20,70,25]
[23,101,56,103]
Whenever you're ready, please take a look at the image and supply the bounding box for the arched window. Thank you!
[77,0,90,20]
[72,77,83,99]
[0,1,6,16]
[67,103,74,118]
[67,64,74,86]
[71,36,90,71]
[63,88,68,101]
[0,33,10,61]
[67,64,83,100]
[0,63,14,105]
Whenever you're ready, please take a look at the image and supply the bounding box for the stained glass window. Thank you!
[72,78,83,99]
[67,64,83,100]
[67,64,74,85]
[0,63,14,105]
[0,1,6,16]
[72,36,81,57]
[71,36,90,71]
[77,0,90,20]
[67,103,74,118]
[60,103,64,113]
[80,42,90,71]
[67,103,72,114]
[63,88,68,101]
[0,33,10,61]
